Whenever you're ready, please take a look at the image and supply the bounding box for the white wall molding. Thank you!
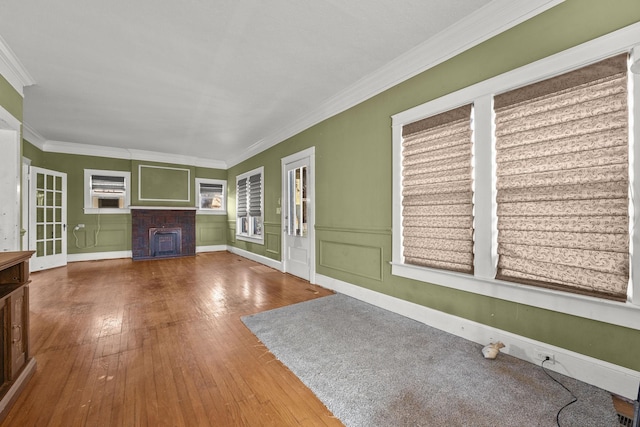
[0,34,35,96]
[227,246,283,272]
[223,247,640,398]
[67,251,132,263]
[18,1,563,170]
[71,243,640,399]
[196,245,227,253]
[0,107,22,251]
[30,139,227,170]
[227,0,564,167]
[129,206,196,211]
[315,273,640,400]
[45,140,132,160]
[128,149,226,169]
[22,123,46,149]
[68,246,228,262]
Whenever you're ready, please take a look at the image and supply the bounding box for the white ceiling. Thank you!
[0,0,559,167]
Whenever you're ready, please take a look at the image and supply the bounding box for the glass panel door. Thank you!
[282,149,314,282]
[287,166,307,237]
[30,167,67,271]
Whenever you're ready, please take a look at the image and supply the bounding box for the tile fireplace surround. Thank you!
[131,208,196,261]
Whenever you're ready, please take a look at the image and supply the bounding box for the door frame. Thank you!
[0,106,22,251]
[21,157,31,251]
[281,147,316,283]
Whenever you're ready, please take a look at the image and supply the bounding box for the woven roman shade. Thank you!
[401,104,474,274]
[494,54,629,300]
[248,173,262,217]
[237,177,248,217]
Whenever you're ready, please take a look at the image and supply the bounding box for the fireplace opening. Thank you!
[149,227,182,258]
[131,209,195,261]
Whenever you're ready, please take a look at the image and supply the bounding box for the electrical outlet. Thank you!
[78,224,85,228]
[535,349,555,364]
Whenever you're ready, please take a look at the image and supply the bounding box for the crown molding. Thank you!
[227,0,564,167]
[127,148,227,169]
[45,140,132,160]
[0,34,35,96]
[22,123,46,149]
[34,139,227,170]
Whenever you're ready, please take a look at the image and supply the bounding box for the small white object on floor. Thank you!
[482,341,505,359]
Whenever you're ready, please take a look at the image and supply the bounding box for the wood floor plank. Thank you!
[0,252,343,427]
[45,342,97,427]
[84,353,119,427]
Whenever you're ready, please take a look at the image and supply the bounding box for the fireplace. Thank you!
[149,227,182,257]
[131,208,195,260]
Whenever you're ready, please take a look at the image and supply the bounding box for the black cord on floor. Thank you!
[542,358,578,427]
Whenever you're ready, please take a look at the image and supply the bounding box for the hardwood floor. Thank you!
[1,252,343,427]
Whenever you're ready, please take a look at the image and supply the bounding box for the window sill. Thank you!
[391,262,640,331]
[83,208,130,215]
[196,209,227,216]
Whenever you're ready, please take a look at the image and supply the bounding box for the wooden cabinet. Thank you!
[0,251,35,421]
[10,285,28,378]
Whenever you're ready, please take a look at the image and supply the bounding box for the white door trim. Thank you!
[21,157,31,251]
[281,147,316,283]
[0,106,22,251]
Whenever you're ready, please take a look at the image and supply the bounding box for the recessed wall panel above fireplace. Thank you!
[137,164,191,203]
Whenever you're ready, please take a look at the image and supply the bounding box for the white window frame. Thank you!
[236,167,264,244]
[83,169,131,214]
[391,23,640,331]
[195,178,227,215]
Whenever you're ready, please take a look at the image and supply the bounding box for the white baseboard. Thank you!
[67,250,132,263]
[68,246,227,263]
[71,248,638,399]
[228,246,283,272]
[316,273,640,400]
[196,245,227,253]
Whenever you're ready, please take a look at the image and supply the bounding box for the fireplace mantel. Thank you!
[130,206,197,211]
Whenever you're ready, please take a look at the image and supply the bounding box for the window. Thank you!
[196,178,226,214]
[84,169,130,213]
[236,167,263,243]
[392,23,640,328]
[401,104,475,274]
[494,54,629,301]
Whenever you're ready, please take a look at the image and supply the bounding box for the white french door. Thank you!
[282,148,315,282]
[29,166,67,271]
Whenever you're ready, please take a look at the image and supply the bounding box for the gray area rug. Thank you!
[241,294,619,427]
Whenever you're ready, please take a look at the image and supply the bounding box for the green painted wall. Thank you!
[228,0,640,371]
[193,166,229,248]
[21,143,228,254]
[23,140,45,165]
[0,74,22,122]
[131,160,195,207]
[33,150,133,254]
[11,0,640,373]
